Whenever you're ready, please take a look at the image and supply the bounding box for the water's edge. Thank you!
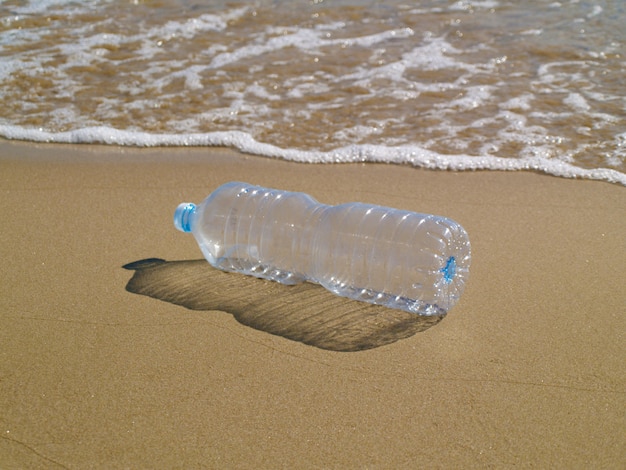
[1,126,624,185]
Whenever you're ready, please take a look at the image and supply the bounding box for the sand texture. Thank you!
[1,140,625,468]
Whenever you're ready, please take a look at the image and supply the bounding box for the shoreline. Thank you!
[2,132,625,186]
[1,139,624,467]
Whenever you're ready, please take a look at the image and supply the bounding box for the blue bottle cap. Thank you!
[174,202,196,233]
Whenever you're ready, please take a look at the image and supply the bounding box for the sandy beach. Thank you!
[1,139,624,468]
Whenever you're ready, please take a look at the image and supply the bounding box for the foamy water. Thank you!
[1,0,625,185]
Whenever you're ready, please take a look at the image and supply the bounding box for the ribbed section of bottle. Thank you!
[310,204,470,316]
[194,182,319,285]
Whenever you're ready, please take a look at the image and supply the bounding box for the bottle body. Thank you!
[174,182,470,315]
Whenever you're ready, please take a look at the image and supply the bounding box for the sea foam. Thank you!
[1,125,624,185]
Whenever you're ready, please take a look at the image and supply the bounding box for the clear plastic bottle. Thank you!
[174,181,470,316]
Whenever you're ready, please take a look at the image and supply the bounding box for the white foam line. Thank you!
[6,0,97,15]
[1,125,624,186]
[209,27,414,69]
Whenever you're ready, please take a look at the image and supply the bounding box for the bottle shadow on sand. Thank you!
[122,258,445,352]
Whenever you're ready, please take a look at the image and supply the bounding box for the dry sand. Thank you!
[1,139,624,468]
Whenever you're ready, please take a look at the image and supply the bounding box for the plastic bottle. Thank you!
[174,182,470,316]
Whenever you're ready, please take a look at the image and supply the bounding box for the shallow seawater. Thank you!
[0,0,625,184]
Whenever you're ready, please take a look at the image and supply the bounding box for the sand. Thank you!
[1,139,624,468]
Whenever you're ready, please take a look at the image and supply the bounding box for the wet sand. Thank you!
[1,139,624,468]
